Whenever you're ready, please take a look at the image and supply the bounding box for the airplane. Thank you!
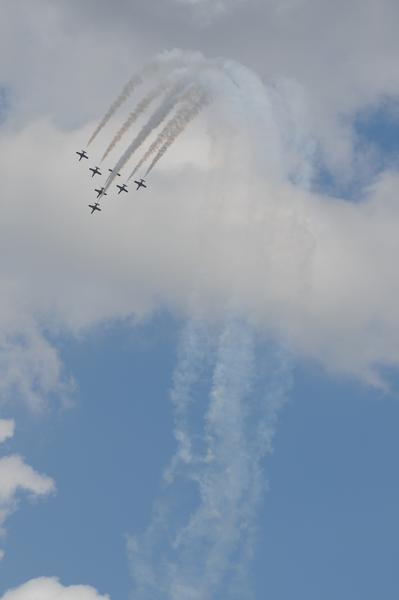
[89,166,102,178]
[88,202,101,214]
[108,168,121,177]
[94,187,107,199]
[116,183,128,194]
[134,178,147,190]
[76,150,89,161]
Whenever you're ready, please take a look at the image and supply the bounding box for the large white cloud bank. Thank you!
[0,62,398,388]
[0,1,398,404]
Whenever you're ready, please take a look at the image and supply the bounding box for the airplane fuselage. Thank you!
[89,167,102,177]
[88,202,101,214]
[76,150,88,161]
[95,187,107,199]
[134,179,147,190]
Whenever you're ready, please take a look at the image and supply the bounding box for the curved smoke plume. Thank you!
[144,92,211,177]
[87,50,200,146]
[129,86,209,179]
[103,79,205,192]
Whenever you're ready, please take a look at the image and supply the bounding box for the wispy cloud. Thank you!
[0,420,14,444]
[0,420,55,558]
[0,320,74,410]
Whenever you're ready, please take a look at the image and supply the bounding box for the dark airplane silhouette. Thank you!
[76,150,89,161]
[89,166,102,178]
[94,187,107,199]
[116,183,128,194]
[108,168,121,177]
[88,202,101,214]
[134,178,147,190]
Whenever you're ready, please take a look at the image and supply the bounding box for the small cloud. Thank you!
[0,420,14,445]
[0,423,55,556]
[0,454,55,502]
[0,577,110,600]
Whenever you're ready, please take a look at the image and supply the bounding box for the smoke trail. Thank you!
[103,80,200,193]
[87,51,191,146]
[128,319,292,599]
[87,64,154,146]
[101,82,170,161]
[165,319,215,483]
[143,92,210,177]
[127,318,214,600]
[129,87,209,179]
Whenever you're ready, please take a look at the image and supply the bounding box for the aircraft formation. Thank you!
[75,52,225,215]
[75,150,147,215]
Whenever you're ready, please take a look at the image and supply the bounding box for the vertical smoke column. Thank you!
[128,319,292,599]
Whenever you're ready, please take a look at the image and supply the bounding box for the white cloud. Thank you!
[0,455,55,505]
[0,420,14,444]
[0,71,397,386]
[0,321,74,411]
[0,79,389,397]
[0,4,398,405]
[0,578,109,600]
[0,422,55,558]
[1,0,399,175]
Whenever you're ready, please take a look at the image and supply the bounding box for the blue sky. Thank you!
[2,318,399,600]
[314,105,399,200]
[1,2,399,600]
[0,316,179,598]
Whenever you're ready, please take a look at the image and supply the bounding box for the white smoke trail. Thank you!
[103,80,201,193]
[127,318,214,600]
[100,82,170,162]
[128,319,292,599]
[129,87,209,179]
[143,92,211,177]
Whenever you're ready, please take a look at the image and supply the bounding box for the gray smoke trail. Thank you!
[87,64,155,146]
[128,86,209,179]
[87,51,190,146]
[143,92,211,177]
[128,319,292,600]
[103,80,199,193]
[101,82,170,161]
